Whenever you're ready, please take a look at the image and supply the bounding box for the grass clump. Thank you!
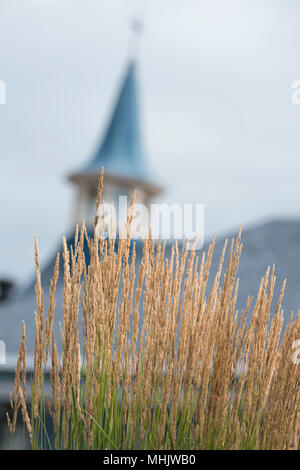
[7,173,300,450]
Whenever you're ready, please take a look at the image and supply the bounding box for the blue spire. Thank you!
[81,60,153,183]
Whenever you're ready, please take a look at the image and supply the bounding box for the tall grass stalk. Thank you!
[7,173,300,449]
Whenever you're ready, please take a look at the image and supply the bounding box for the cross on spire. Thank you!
[129,17,144,60]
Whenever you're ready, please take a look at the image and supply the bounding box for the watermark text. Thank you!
[0,80,6,104]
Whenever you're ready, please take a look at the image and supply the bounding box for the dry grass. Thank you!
[8,173,300,449]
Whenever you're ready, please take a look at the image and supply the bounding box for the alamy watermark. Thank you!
[0,80,6,104]
[292,340,300,365]
[0,340,6,364]
[291,80,300,104]
[96,197,205,250]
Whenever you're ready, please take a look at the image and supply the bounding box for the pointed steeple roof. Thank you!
[69,60,161,194]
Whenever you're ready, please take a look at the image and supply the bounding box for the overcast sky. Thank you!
[1,0,300,283]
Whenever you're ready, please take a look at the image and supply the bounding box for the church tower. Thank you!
[68,54,162,230]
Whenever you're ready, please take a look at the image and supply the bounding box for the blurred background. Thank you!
[1,0,300,284]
